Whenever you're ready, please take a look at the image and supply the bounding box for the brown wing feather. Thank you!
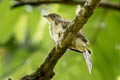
[55,19,70,29]
[76,32,88,44]
[55,19,88,44]
[62,20,70,29]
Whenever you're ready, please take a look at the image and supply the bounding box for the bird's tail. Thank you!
[83,49,92,74]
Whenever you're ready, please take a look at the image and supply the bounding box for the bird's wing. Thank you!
[56,19,88,45]
[76,32,88,45]
[55,19,71,29]
[61,20,71,29]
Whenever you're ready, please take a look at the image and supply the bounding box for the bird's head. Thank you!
[43,13,61,23]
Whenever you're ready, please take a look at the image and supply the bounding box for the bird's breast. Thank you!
[49,22,62,42]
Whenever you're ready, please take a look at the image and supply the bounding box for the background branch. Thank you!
[19,0,101,80]
[11,1,120,11]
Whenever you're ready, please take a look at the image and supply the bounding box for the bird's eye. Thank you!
[52,15,55,18]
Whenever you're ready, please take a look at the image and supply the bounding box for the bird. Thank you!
[43,13,92,74]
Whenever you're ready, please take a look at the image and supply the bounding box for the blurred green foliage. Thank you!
[0,0,120,80]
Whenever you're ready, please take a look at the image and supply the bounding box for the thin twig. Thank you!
[11,1,85,9]
[100,2,120,11]
[11,1,120,11]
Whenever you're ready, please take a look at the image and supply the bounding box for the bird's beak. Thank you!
[43,15,48,18]
[43,15,52,22]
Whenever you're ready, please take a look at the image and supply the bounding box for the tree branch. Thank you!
[11,1,85,8]
[11,1,120,11]
[100,2,120,11]
[19,0,101,80]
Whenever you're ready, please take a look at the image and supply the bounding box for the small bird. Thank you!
[43,13,92,74]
